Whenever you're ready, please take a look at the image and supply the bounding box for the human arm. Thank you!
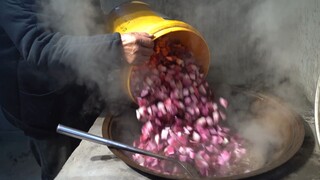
[0,0,153,87]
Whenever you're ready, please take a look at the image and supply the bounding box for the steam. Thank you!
[39,0,130,115]
[37,0,318,171]
[247,0,318,108]
[239,0,319,167]
[149,0,317,169]
[238,121,282,166]
[147,0,318,108]
[217,0,317,169]
[40,0,104,35]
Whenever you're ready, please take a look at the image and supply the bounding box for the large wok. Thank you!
[102,87,305,179]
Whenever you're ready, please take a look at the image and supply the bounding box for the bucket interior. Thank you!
[154,30,210,76]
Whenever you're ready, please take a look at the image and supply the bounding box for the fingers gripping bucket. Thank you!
[106,1,210,102]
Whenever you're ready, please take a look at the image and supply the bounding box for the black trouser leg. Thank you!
[29,135,80,180]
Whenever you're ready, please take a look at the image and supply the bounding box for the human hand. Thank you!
[121,32,154,65]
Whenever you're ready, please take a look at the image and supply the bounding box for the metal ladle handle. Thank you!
[56,124,169,161]
[56,124,198,177]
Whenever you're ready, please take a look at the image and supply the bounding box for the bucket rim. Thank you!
[107,0,150,17]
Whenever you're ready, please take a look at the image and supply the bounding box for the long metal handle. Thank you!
[56,124,169,161]
[57,124,198,177]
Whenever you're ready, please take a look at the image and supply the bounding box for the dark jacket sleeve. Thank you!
[0,0,125,137]
[0,0,124,84]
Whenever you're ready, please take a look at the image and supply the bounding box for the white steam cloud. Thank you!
[37,0,319,170]
[248,0,320,108]
[146,0,319,108]
[39,0,130,115]
[147,0,319,169]
[41,0,103,35]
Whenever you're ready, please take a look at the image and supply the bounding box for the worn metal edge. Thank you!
[314,75,320,148]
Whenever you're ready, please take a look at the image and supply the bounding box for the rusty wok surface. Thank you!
[102,89,305,179]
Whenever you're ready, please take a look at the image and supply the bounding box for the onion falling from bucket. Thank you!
[130,36,247,177]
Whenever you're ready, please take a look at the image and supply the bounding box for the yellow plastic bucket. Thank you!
[106,1,210,102]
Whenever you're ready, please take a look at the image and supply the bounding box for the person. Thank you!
[0,0,154,179]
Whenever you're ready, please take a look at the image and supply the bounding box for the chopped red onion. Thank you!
[130,36,246,177]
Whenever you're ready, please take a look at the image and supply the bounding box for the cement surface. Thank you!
[55,116,148,180]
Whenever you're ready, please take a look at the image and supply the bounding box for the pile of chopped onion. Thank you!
[130,36,246,176]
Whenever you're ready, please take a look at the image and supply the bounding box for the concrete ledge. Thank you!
[55,116,148,180]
